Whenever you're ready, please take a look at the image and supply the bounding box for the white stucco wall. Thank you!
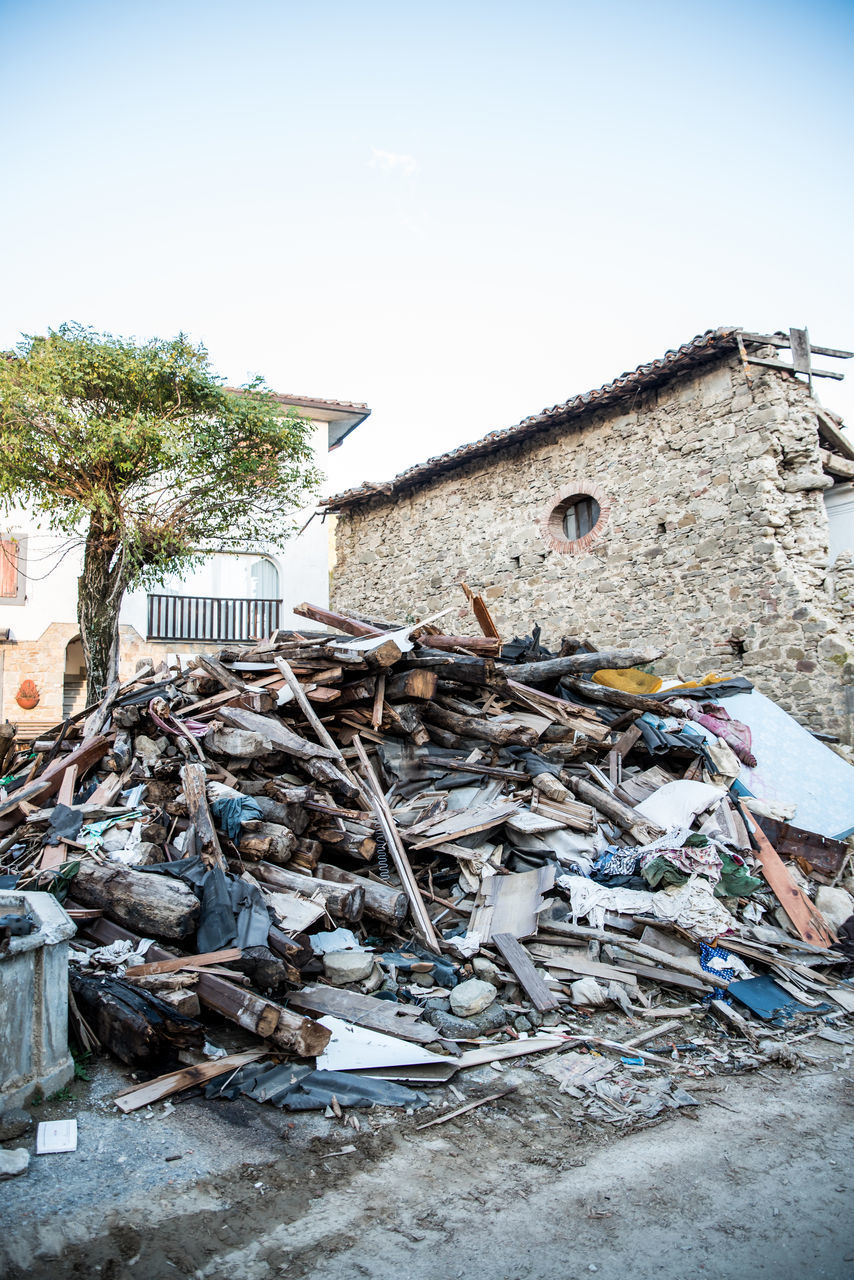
[0,419,338,645]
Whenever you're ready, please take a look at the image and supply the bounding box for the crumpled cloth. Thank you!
[557,874,660,929]
[636,781,727,830]
[651,877,738,935]
[685,703,757,768]
[209,792,263,841]
[594,826,692,879]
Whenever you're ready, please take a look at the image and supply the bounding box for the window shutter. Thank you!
[0,539,19,597]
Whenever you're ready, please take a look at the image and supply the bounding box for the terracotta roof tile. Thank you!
[323,326,742,511]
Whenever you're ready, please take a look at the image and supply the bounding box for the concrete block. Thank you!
[0,891,76,1111]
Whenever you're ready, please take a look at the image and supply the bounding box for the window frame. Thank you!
[539,483,611,555]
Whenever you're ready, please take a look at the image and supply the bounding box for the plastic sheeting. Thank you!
[726,691,854,840]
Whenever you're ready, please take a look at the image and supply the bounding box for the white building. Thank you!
[0,392,369,735]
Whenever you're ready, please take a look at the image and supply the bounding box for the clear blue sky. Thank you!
[1,0,852,496]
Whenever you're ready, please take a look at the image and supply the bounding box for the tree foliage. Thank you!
[0,323,321,698]
[0,323,320,585]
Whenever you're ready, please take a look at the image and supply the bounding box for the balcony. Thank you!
[147,594,282,643]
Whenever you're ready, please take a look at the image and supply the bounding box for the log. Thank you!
[559,675,673,716]
[253,794,310,835]
[403,652,503,688]
[384,669,438,701]
[383,702,431,745]
[69,971,205,1071]
[313,825,377,860]
[72,862,200,940]
[252,862,365,923]
[193,654,248,693]
[218,706,338,761]
[76,911,330,1057]
[414,634,501,655]
[238,820,297,865]
[181,762,227,871]
[334,677,378,707]
[510,648,665,685]
[303,756,362,798]
[424,703,538,747]
[317,862,409,926]
[206,728,273,758]
[562,774,663,843]
[293,602,382,638]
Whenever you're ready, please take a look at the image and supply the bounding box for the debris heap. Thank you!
[1,592,853,1125]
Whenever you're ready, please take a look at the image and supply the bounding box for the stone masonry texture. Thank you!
[331,352,854,742]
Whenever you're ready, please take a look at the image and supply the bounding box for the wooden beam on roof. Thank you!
[817,408,854,462]
[741,332,854,360]
[820,449,854,480]
[744,355,844,381]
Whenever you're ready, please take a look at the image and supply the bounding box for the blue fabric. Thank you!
[209,794,263,841]
[699,940,736,1002]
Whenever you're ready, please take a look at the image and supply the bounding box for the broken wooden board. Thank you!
[739,805,835,948]
[39,763,79,870]
[407,801,519,851]
[125,948,243,979]
[455,1035,565,1069]
[493,932,561,1011]
[114,1050,265,1113]
[259,888,327,934]
[286,983,441,1045]
[755,817,849,879]
[468,865,555,941]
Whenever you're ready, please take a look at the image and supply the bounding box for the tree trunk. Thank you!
[78,523,127,704]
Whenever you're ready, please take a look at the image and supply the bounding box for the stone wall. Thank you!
[331,352,854,741]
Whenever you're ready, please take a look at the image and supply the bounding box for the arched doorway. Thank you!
[63,637,87,719]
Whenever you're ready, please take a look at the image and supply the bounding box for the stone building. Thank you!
[324,328,854,742]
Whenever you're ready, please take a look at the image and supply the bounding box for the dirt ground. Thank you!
[1,1036,852,1280]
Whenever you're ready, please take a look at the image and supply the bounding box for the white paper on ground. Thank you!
[36,1119,77,1154]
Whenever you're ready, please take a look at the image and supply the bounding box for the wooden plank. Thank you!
[789,326,811,375]
[493,933,560,1011]
[817,408,854,463]
[415,1087,516,1130]
[371,672,385,730]
[125,948,243,979]
[114,1050,265,1113]
[0,734,111,821]
[180,762,226,871]
[469,866,555,942]
[744,354,843,380]
[39,763,79,870]
[287,984,441,1045]
[820,448,854,479]
[741,332,854,359]
[408,802,519,851]
[459,581,501,640]
[294,602,382,638]
[738,804,835,948]
[352,735,440,950]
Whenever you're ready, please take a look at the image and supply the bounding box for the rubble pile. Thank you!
[1,593,853,1130]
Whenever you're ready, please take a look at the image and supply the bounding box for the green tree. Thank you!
[0,324,320,703]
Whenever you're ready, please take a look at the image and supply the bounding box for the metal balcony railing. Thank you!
[147,594,281,642]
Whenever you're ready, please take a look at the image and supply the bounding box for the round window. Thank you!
[562,496,600,542]
[539,482,611,554]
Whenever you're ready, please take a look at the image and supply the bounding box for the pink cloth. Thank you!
[687,703,757,768]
